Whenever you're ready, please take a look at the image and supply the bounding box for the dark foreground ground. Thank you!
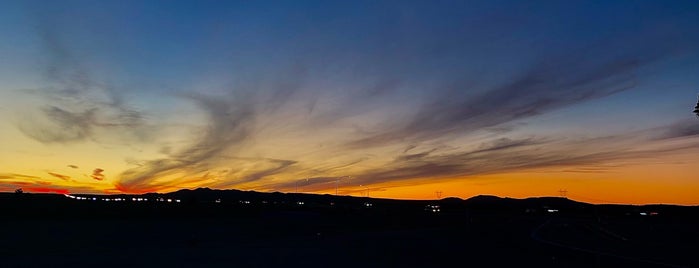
[1,191,698,267]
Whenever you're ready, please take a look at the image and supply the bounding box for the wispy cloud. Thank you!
[15,19,147,144]
[345,43,668,149]
[19,106,95,143]
[114,91,256,192]
[345,129,699,187]
[91,168,105,181]
[113,67,308,190]
[216,158,297,187]
[48,172,72,181]
[0,173,95,194]
[0,173,41,181]
[654,119,699,140]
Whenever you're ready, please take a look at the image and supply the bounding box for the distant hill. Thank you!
[3,188,696,216]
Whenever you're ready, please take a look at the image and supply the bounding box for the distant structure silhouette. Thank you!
[694,95,699,117]
[435,191,442,199]
[558,189,568,198]
[15,188,23,194]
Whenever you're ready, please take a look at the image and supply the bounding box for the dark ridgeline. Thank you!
[1,188,699,267]
[694,94,699,117]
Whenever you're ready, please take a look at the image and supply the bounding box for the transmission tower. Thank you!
[558,189,568,198]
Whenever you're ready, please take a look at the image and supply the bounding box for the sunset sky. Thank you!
[1,1,698,204]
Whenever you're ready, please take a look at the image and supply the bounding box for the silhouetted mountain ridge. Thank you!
[97,188,692,208]
[4,188,696,210]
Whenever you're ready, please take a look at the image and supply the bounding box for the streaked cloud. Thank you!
[346,42,671,149]
[14,18,148,145]
[0,173,41,181]
[91,168,105,181]
[654,119,699,140]
[48,172,72,181]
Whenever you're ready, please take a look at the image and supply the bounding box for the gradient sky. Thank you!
[1,0,699,204]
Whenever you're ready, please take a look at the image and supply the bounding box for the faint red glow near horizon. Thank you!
[21,187,69,195]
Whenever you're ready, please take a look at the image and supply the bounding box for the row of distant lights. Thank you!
[65,195,378,208]
[216,199,375,208]
[425,204,440,213]
[215,199,255,204]
[64,194,180,203]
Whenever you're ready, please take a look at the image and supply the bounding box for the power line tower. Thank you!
[334,176,352,196]
[435,191,442,199]
[558,189,568,198]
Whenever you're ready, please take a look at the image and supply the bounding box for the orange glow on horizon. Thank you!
[3,143,698,205]
[21,187,70,195]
